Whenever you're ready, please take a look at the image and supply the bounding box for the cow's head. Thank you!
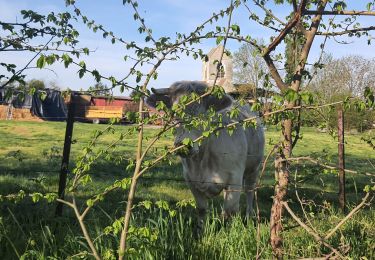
[146,81,233,157]
[146,81,232,114]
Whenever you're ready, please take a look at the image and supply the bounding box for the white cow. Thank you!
[146,81,265,230]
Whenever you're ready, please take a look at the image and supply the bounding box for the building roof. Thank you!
[91,95,133,101]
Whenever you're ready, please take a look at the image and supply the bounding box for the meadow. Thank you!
[0,120,374,259]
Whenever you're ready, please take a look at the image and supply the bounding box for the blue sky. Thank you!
[1,0,374,96]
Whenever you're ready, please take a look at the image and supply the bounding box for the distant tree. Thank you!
[27,79,46,91]
[304,54,375,131]
[49,81,62,90]
[308,54,375,102]
[233,42,267,89]
[87,82,111,96]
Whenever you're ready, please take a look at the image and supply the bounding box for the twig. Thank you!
[283,202,345,259]
[1,36,54,89]
[304,10,375,16]
[211,0,235,88]
[324,192,372,240]
[252,0,287,26]
[293,170,319,234]
[317,26,375,36]
[57,198,101,260]
[286,156,375,177]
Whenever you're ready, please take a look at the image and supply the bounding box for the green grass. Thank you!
[0,120,374,259]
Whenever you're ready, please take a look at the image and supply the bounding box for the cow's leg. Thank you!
[223,184,241,218]
[243,166,260,217]
[189,186,208,234]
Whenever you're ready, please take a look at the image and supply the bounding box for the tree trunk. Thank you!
[270,118,293,259]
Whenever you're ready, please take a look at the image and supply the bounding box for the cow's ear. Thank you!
[145,94,171,109]
[204,94,233,111]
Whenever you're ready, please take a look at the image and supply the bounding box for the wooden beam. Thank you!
[55,95,76,217]
[338,108,346,213]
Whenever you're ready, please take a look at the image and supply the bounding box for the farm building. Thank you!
[73,94,139,123]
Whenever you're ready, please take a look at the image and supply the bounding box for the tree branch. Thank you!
[263,54,288,91]
[283,202,345,259]
[72,198,101,260]
[286,156,375,177]
[324,192,372,240]
[251,0,287,26]
[304,10,375,16]
[317,26,375,36]
[290,0,328,91]
[262,14,300,57]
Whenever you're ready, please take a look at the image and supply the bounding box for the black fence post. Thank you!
[338,107,346,212]
[55,94,75,216]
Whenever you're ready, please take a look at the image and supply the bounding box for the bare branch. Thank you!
[262,15,300,57]
[290,0,328,92]
[317,26,375,36]
[56,198,101,260]
[283,202,345,259]
[286,156,375,177]
[243,2,282,32]
[325,193,373,240]
[252,0,287,26]
[72,198,101,260]
[263,54,288,91]
[304,10,375,16]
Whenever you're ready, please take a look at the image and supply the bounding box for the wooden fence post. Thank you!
[55,94,76,216]
[338,107,346,212]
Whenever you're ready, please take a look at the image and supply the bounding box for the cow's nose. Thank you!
[174,141,182,148]
[174,142,191,157]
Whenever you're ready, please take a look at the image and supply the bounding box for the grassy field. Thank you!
[0,120,374,259]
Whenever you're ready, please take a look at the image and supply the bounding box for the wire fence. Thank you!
[1,117,374,197]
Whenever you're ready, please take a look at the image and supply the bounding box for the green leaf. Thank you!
[45,54,56,65]
[284,89,299,103]
[216,36,224,45]
[44,193,57,203]
[40,92,47,100]
[182,138,192,146]
[36,55,46,68]
[86,199,94,207]
[367,3,373,11]
[31,193,43,203]
[92,70,101,82]
[231,24,240,34]
[300,92,314,105]
[62,53,72,68]
[139,200,152,209]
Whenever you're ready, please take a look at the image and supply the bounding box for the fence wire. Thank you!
[1,118,374,197]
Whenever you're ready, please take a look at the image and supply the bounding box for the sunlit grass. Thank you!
[0,120,374,259]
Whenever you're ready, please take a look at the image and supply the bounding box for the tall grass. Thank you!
[0,121,374,259]
[1,199,374,259]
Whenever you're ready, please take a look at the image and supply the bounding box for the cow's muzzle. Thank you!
[174,141,197,158]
